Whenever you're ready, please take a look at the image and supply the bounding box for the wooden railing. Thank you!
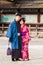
[0,22,43,38]
[26,23,43,38]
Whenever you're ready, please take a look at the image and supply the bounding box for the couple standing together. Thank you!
[6,13,31,61]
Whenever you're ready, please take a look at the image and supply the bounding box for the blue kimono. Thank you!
[6,21,18,49]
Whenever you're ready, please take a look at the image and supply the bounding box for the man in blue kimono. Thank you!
[6,13,22,61]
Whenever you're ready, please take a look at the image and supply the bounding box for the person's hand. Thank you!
[8,42,10,46]
[7,38,9,41]
[7,38,10,46]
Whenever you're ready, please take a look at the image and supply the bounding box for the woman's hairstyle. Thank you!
[20,18,25,23]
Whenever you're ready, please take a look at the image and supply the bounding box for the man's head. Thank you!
[15,13,21,22]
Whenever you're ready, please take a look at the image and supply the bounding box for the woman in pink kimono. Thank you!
[20,18,31,61]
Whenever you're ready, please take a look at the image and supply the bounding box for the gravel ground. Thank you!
[0,37,43,65]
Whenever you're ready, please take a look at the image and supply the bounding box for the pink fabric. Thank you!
[20,25,31,60]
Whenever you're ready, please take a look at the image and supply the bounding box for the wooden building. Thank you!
[0,0,43,37]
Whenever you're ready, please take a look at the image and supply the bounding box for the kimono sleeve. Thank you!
[6,23,12,38]
[25,26,31,41]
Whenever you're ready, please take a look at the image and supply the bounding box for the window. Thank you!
[22,15,38,23]
[1,15,15,23]
[40,15,43,23]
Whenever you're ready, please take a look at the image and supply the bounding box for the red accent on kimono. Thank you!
[20,24,31,60]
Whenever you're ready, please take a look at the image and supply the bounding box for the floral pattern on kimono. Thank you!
[20,25,31,60]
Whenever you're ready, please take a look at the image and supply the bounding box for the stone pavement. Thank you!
[0,37,43,65]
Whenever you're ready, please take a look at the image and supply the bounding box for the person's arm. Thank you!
[6,24,12,38]
[6,23,12,45]
[25,26,31,41]
[7,38,10,46]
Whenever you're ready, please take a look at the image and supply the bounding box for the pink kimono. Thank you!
[20,25,31,60]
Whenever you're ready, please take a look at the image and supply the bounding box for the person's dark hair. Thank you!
[20,18,25,23]
[15,12,21,17]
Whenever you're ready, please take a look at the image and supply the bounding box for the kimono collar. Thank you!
[21,24,25,28]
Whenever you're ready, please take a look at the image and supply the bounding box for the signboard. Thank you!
[1,8,38,14]
[1,8,43,14]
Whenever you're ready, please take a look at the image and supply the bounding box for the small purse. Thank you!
[7,47,12,55]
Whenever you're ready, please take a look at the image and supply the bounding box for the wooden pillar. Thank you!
[38,9,40,23]
[38,14,40,23]
[37,9,40,37]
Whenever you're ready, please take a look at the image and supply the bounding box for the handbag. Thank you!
[7,47,12,55]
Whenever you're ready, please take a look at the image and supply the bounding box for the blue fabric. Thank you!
[6,21,18,49]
